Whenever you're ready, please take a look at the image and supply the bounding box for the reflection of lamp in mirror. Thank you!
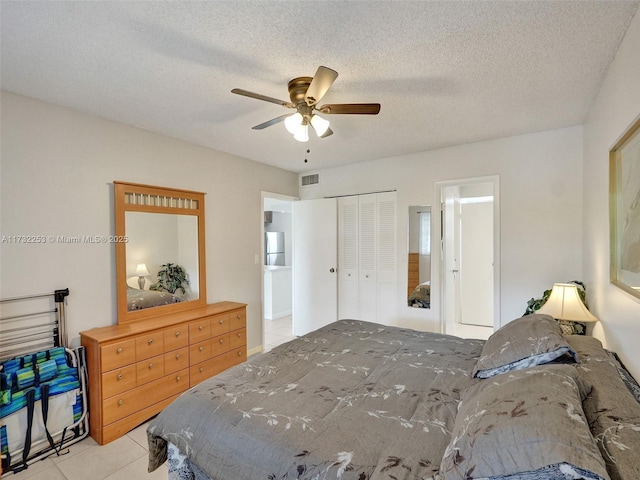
[136,263,151,290]
[536,283,598,322]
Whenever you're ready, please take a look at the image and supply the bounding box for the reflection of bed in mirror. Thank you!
[408,281,430,308]
[126,286,184,311]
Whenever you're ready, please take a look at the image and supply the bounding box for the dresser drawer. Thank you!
[189,318,211,344]
[135,330,164,361]
[165,347,189,374]
[229,328,246,349]
[102,364,136,399]
[225,347,247,367]
[136,354,165,386]
[101,339,136,372]
[189,358,221,387]
[164,324,189,351]
[190,347,247,387]
[190,339,212,364]
[211,334,231,357]
[210,313,229,337]
[229,308,246,331]
[103,368,189,425]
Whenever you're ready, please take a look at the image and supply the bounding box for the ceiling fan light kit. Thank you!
[310,114,330,137]
[232,66,380,142]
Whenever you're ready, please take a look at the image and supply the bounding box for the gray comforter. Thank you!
[147,320,640,480]
[148,320,484,479]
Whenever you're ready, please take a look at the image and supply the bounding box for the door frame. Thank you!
[434,175,501,335]
[261,192,297,353]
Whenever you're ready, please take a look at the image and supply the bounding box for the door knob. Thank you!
[329,268,335,273]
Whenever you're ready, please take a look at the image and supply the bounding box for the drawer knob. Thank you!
[117,373,123,380]
[148,339,153,345]
[199,325,204,331]
[118,399,124,406]
[148,363,154,369]
[199,367,204,373]
[116,347,123,354]
[219,339,224,344]
[237,332,241,338]
[176,353,181,360]
[175,331,180,337]
[237,314,241,320]
[176,376,181,382]
[238,351,242,357]
[219,319,224,325]
[199,346,204,352]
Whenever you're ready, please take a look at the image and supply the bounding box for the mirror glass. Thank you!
[407,205,431,308]
[125,212,199,311]
[114,181,206,323]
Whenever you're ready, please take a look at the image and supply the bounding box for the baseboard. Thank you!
[247,345,263,357]
[265,310,292,321]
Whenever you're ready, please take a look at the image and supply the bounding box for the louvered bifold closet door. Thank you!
[338,196,359,320]
[358,194,378,321]
[337,192,397,324]
[375,192,397,325]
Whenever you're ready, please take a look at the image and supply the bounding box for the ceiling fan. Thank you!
[231,66,380,142]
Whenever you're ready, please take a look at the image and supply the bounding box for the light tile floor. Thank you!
[263,315,294,352]
[5,317,294,479]
[5,420,165,480]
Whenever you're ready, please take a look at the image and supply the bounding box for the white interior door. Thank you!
[460,199,493,327]
[293,198,338,336]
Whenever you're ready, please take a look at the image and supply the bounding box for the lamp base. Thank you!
[138,276,145,290]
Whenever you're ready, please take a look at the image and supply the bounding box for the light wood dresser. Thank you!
[80,301,246,445]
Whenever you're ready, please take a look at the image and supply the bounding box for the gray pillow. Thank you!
[473,314,578,378]
[439,364,610,480]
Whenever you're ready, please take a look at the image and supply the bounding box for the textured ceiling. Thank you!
[1,1,638,173]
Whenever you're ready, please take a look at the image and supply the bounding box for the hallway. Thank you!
[264,315,294,352]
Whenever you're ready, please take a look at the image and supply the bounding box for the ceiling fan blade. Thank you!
[231,88,295,108]
[318,103,381,115]
[304,66,338,106]
[320,127,333,138]
[252,114,291,130]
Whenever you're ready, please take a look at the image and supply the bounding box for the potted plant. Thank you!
[149,263,190,295]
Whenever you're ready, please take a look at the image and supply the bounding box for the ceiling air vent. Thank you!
[301,173,319,187]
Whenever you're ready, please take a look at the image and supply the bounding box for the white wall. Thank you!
[0,91,299,351]
[300,125,585,333]
[583,10,640,380]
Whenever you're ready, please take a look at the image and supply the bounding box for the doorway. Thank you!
[262,193,295,351]
[438,176,500,339]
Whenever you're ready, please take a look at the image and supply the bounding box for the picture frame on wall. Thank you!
[610,114,640,300]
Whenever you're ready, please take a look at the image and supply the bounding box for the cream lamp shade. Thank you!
[135,263,151,290]
[536,283,598,322]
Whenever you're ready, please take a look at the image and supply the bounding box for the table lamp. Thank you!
[136,263,151,290]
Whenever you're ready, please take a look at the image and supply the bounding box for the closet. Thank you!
[337,192,397,324]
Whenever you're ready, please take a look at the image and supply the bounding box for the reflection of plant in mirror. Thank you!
[150,263,190,295]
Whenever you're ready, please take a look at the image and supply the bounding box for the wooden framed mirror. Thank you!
[114,181,206,323]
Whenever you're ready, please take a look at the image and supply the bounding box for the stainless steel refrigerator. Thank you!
[265,232,285,266]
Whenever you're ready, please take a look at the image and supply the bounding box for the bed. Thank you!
[126,286,184,311]
[147,315,640,480]
[407,281,431,308]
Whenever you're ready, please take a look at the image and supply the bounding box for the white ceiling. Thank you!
[1,1,638,173]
